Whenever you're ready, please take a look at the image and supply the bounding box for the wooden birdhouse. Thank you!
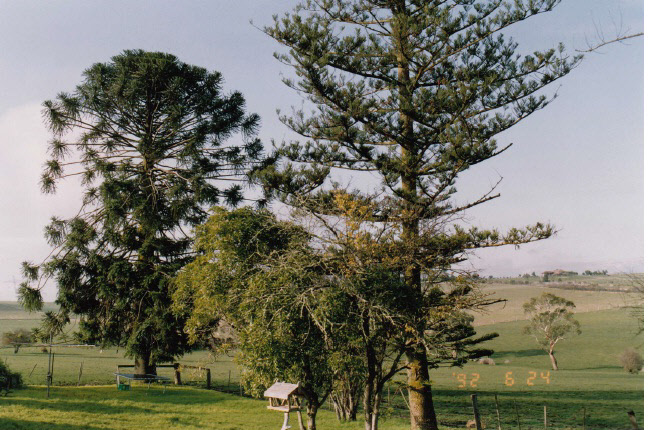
[264,381,304,430]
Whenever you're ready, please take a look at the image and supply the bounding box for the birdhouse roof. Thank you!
[263,382,300,400]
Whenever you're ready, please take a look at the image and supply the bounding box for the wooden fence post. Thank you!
[514,400,521,430]
[544,405,547,429]
[77,361,84,386]
[206,368,211,389]
[173,363,182,385]
[471,394,482,430]
[494,394,502,430]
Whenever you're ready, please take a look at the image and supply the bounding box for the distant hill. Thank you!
[0,301,59,319]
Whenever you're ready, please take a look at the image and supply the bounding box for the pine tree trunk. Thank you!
[390,0,438,430]
[364,314,377,430]
[392,3,438,427]
[406,349,438,430]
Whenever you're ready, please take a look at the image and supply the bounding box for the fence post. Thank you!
[544,405,547,429]
[514,400,521,430]
[471,394,482,430]
[494,394,502,430]
[206,368,211,389]
[77,361,84,386]
[627,410,639,429]
[582,407,586,430]
[173,363,182,385]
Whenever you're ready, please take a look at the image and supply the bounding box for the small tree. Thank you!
[1,329,33,353]
[619,348,643,374]
[623,274,643,335]
[523,293,581,370]
[173,208,333,430]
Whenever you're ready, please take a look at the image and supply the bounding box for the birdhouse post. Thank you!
[263,381,304,430]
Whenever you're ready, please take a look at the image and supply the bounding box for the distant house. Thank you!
[542,269,577,276]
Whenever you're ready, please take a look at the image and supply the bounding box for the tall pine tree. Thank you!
[260,1,580,428]
[19,50,263,374]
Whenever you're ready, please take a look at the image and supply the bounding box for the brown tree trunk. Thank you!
[134,354,156,375]
[549,351,558,371]
[406,348,438,430]
[363,385,374,430]
[371,385,383,430]
[364,314,377,430]
[307,406,318,430]
[392,2,438,428]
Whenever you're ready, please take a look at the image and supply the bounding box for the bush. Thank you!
[619,348,643,373]
[478,357,496,365]
[2,328,33,345]
[2,328,35,353]
[0,361,23,396]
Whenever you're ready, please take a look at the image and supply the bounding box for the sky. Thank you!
[0,0,643,301]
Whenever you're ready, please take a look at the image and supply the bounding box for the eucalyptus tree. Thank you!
[523,293,581,371]
[259,1,580,428]
[19,50,263,374]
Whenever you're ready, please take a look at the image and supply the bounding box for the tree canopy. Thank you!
[173,207,333,430]
[258,1,580,428]
[523,293,581,371]
[19,50,263,374]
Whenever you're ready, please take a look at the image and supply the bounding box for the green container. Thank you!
[117,383,130,391]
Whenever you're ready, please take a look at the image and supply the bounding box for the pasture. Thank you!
[0,278,643,429]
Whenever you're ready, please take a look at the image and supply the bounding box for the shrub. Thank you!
[619,348,643,373]
[2,328,34,353]
[2,328,33,345]
[478,357,495,365]
[0,361,23,396]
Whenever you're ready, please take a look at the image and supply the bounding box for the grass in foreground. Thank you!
[0,385,410,430]
[0,305,643,429]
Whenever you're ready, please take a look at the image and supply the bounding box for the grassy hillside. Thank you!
[0,299,643,428]
[471,275,636,325]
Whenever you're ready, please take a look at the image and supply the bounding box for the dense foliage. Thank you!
[174,207,498,430]
[0,361,22,396]
[258,1,580,427]
[173,207,332,429]
[19,50,263,374]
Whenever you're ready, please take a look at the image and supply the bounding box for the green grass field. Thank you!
[0,385,409,430]
[0,279,643,429]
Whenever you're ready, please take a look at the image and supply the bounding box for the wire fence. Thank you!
[1,346,641,429]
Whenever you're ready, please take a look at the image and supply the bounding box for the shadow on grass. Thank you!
[8,385,236,410]
[3,396,156,416]
[577,365,626,370]
[0,417,101,429]
[492,348,545,358]
[430,390,644,429]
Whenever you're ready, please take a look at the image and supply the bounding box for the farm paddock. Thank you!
[0,287,643,429]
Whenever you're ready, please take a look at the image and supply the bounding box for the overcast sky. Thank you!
[0,0,643,301]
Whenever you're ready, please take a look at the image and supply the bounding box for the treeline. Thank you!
[16,1,588,429]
